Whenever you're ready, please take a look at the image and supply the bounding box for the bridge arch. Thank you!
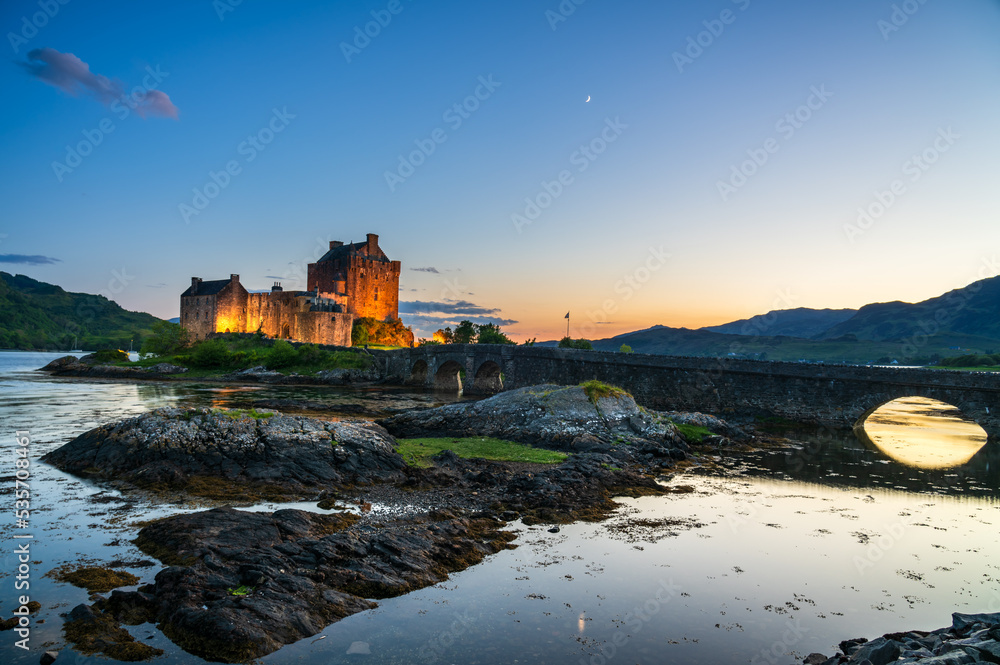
[408,359,428,385]
[472,360,503,394]
[434,360,464,393]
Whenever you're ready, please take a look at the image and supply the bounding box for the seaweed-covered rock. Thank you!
[41,408,406,498]
[134,506,514,662]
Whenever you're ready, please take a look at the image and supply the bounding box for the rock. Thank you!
[39,355,86,373]
[40,650,58,665]
[952,612,1000,633]
[379,384,689,460]
[833,613,1000,664]
[849,638,900,665]
[224,365,284,381]
[840,638,868,655]
[133,506,515,662]
[40,408,406,499]
[804,654,829,665]
[662,410,750,441]
[147,363,188,374]
[547,526,560,533]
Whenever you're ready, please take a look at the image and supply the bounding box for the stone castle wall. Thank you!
[182,281,352,347]
[345,256,400,320]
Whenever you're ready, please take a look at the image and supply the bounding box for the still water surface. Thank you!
[0,351,997,665]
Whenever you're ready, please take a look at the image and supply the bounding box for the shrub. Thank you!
[266,339,298,369]
[187,339,232,368]
[90,349,130,363]
[619,344,633,354]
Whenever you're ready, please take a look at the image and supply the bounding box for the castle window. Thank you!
[374,287,379,302]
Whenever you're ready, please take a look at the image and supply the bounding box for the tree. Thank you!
[141,321,190,356]
[558,337,593,350]
[351,317,415,347]
[619,344,632,354]
[475,323,515,345]
[453,320,476,344]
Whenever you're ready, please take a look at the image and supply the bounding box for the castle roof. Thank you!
[181,279,231,297]
[316,241,390,264]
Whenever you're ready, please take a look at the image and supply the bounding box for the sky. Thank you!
[1,0,999,342]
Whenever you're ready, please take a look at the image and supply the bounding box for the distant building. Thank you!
[180,233,401,347]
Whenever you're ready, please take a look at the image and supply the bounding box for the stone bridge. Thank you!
[375,345,1000,439]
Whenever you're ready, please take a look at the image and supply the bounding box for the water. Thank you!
[1,351,998,665]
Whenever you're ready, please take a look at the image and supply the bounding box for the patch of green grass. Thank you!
[580,379,630,404]
[395,437,568,468]
[671,422,715,444]
[210,408,274,420]
[926,365,1000,372]
[227,585,254,596]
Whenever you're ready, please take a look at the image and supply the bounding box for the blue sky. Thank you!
[2,0,999,340]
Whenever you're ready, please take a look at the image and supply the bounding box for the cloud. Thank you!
[399,299,504,317]
[401,314,519,331]
[0,254,61,265]
[146,282,168,288]
[20,48,178,119]
[410,266,440,274]
[397,299,517,338]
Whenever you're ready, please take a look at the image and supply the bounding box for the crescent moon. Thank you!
[585,96,591,102]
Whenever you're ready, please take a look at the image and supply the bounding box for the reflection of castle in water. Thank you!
[857,397,988,469]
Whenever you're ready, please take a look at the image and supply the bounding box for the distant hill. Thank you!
[568,276,1000,363]
[0,272,163,351]
[704,307,857,339]
[587,326,998,364]
[817,276,1000,342]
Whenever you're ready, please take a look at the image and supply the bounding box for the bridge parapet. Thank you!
[371,345,1000,439]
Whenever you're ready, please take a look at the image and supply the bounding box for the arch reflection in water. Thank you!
[857,396,988,469]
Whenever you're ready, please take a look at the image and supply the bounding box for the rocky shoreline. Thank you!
[40,384,717,662]
[39,354,383,386]
[34,377,999,665]
[803,612,1000,664]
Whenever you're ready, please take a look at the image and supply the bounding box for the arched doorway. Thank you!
[855,396,987,469]
[472,360,502,394]
[434,360,464,393]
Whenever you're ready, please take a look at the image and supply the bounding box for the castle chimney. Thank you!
[366,233,378,249]
[329,241,344,250]
[271,281,283,292]
[191,277,201,294]
[230,274,240,283]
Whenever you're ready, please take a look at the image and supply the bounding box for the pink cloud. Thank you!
[20,47,178,119]
[135,89,179,120]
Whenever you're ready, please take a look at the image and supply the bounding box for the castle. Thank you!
[180,233,401,347]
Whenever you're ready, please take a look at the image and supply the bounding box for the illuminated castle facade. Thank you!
[180,234,400,347]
